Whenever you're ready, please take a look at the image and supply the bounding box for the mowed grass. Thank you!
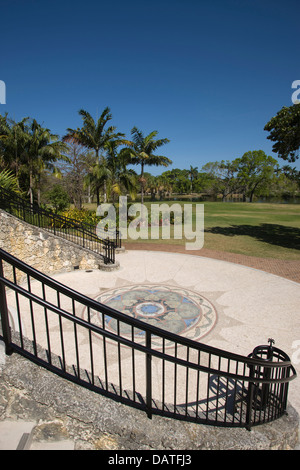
[83,201,300,260]
[200,202,300,259]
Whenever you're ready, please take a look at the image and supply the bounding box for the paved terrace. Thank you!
[45,249,300,417]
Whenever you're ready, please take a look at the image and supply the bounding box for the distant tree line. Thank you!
[0,103,299,211]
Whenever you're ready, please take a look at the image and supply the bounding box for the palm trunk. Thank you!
[103,180,107,203]
[29,167,34,205]
[140,162,144,205]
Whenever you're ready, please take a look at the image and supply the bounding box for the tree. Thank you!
[127,127,171,204]
[189,165,198,192]
[0,169,22,193]
[19,119,67,205]
[202,160,240,201]
[64,108,128,202]
[46,183,70,213]
[0,114,28,182]
[1,115,67,203]
[234,150,278,202]
[105,141,138,203]
[60,142,90,209]
[264,104,300,162]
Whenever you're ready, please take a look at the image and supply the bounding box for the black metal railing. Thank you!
[0,248,296,429]
[0,186,117,264]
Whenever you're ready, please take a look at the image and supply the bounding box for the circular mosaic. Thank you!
[95,284,217,346]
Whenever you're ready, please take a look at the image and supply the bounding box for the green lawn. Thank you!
[84,201,300,260]
[200,202,300,259]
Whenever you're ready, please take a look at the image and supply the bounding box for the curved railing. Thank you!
[0,248,296,429]
[0,186,117,264]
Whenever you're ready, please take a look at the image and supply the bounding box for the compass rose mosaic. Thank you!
[95,284,217,345]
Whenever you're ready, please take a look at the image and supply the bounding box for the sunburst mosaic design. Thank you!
[95,284,217,345]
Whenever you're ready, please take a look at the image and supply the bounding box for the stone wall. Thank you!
[0,338,299,450]
[0,209,118,280]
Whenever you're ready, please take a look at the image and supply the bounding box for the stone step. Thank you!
[29,440,75,450]
[0,421,36,450]
[0,419,75,450]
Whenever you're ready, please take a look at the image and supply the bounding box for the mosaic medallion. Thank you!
[95,284,217,346]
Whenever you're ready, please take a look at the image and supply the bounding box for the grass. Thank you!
[83,201,300,260]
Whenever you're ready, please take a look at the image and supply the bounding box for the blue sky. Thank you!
[1,0,299,174]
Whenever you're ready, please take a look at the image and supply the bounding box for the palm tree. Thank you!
[1,116,67,204]
[64,107,127,202]
[127,127,172,205]
[0,115,28,181]
[189,165,198,193]
[0,169,21,193]
[19,119,67,204]
[105,141,138,202]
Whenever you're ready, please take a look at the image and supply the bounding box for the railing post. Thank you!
[146,331,152,419]
[245,377,254,431]
[0,258,13,355]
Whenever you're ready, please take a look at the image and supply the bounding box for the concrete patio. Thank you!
[46,249,300,418]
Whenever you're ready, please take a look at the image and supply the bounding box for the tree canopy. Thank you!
[264,104,300,162]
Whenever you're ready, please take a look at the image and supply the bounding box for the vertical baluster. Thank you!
[42,283,51,364]
[57,291,66,372]
[87,306,94,386]
[162,338,165,412]
[224,358,230,424]
[0,258,13,355]
[72,299,80,379]
[13,266,24,350]
[206,353,211,423]
[131,325,136,402]
[195,349,201,420]
[146,331,152,419]
[27,274,37,357]
[246,361,255,431]
[117,320,122,397]
[215,356,222,422]
[239,362,247,426]
[174,342,178,414]
[185,347,189,417]
[102,311,108,391]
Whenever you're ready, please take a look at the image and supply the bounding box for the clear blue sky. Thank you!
[1,0,299,174]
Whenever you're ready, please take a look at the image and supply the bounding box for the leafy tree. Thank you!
[46,183,70,213]
[264,104,300,162]
[234,150,278,202]
[202,160,240,201]
[144,173,159,200]
[60,142,90,209]
[127,127,171,204]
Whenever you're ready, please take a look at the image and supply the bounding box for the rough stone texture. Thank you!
[0,210,119,279]
[0,347,299,451]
